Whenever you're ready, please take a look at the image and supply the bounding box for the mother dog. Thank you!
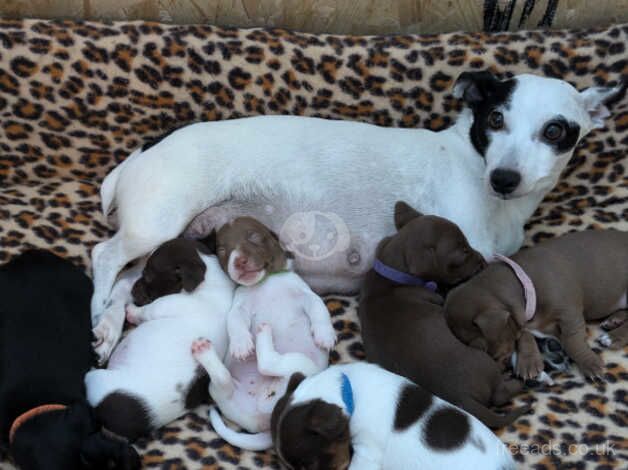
[91,71,620,319]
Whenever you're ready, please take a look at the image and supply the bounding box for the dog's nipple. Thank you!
[347,250,361,265]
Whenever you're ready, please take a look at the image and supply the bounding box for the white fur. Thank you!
[90,74,619,319]
[85,254,234,429]
[283,363,516,470]
[193,270,334,450]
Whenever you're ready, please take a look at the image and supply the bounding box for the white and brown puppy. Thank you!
[272,363,516,470]
[85,238,234,440]
[192,217,336,451]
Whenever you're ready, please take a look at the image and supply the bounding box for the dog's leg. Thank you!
[559,314,604,379]
[514,330,544,380]
[191,338,235,400]
[124,294,190,325]
[492,377,524,406]
[598,319,628,350]
[600,309,626,331]
[227,296,254,360]
[255,324,319,377]
[304,292,336,350]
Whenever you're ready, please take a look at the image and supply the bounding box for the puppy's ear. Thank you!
[307,401,348,440]
[286,372,305,393]
[453,71,500,106]
[473,309,510,340]
[80,432,141,470]
[177,260,206,292]
[394,201,422,230]
[199,229,217,254]
[580,83,625,129]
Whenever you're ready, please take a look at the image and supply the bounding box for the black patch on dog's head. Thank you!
[184,366,211,409]
[540,115,581,154]
[94,392,152,442]
[454,71,516,156]
[422,407,471,450]
[394,384,433,431]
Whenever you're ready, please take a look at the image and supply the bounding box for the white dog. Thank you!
[85,242,234,439]
[91,71,620,319]
[272,363,516,470]
[190,217,335,450]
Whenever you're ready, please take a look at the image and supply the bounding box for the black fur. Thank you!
[542,116,581,154]
[95,392,152,442]
[0,251,140,470]
[455,71,516,156]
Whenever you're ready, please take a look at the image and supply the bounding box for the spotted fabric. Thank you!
[0,19,626,470]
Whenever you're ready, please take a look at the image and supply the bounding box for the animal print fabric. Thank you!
[0,19,626,469]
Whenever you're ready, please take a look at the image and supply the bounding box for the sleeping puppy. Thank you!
[445,230,628,380]
[85,238,234,440]
[272,363,516,470]
[191,216,336,450]
[358,202,528,428]
[0,251,140,470]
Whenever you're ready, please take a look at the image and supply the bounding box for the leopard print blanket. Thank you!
[0,19,626,470]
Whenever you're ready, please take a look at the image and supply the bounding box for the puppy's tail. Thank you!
[463,398,531,429]
[209,406,273,451]
[100,148,142,217]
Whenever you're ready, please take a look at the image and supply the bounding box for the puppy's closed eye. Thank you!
[247,231,263,245]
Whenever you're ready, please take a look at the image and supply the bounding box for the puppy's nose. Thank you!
[490,169,521,195]
[234,255,249,270]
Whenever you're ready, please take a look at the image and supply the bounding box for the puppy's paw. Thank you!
[597,333,613,348]
[92,319,120,365]
[231,333,255,360]
[191,338,212,357]
[578,354,605,380]
[125,304,142,325]
[312,322,337,350]
[600,311,626,331]
[515,353,544,381]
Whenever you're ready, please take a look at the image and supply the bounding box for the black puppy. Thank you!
[0,251,140,470]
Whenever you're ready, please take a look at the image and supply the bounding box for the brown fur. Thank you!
[358,201,529,428]
[445,230,628,379]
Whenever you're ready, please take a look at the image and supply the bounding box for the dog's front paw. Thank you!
[231,333,255,360]
[597,331,627,350]
[125,304,142,325]
[577,354,605,380]
[515,352,544,380]
[92,319,120,365]
[312,322,337,350]
[191,338,212,357]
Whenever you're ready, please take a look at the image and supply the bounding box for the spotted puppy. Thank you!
[191,217,336,451]
[272,363,516,470]
[85,238,234,440]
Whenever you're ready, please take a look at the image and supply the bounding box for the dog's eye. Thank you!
[543,121,565,142]
[487,110,504,130]
[247,231,263,245]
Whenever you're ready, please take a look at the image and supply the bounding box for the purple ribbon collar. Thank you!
[373,259,438,292]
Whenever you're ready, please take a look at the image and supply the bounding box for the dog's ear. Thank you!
[394,201,422,230]
[177,257,206,292]
[80,432,141,470]
[286,372,305,393]
[199,229,217,254]
[307,401,348,440]
[473,309,510,340]
[580,83,625,129]
[453,71,501,105]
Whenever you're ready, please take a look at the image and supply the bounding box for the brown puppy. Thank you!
[445,230,628,380]
[358,201,528,428]
[131,235,215,305]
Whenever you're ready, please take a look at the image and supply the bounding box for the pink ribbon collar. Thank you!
[489,253,537,322]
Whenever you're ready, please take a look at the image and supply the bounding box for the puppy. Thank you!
[272,363,516,470]
[445,230,628,380]
[191,217,335,450]
[358,202,528,428]
[85,238,234,440]
[0,251,140,470]
[91,72,621,320]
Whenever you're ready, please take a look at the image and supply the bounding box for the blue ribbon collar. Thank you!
[340,373,355,416]
[373,259,438,292]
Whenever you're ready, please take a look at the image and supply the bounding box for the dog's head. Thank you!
[271,374,351,470]
[10,402,141,470]
[386,201,486,287]
[131,237,212,306]
[216,217,289,286]
[454,71,623,199]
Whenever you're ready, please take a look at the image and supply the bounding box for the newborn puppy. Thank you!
[191,216,335,450]
[359,202,528,428]
[0,251,140,470]
[85,238,234,440]
[446,230,628,380]
[272,363,516,470]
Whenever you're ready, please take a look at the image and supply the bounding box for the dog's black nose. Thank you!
[490,169,521,195]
